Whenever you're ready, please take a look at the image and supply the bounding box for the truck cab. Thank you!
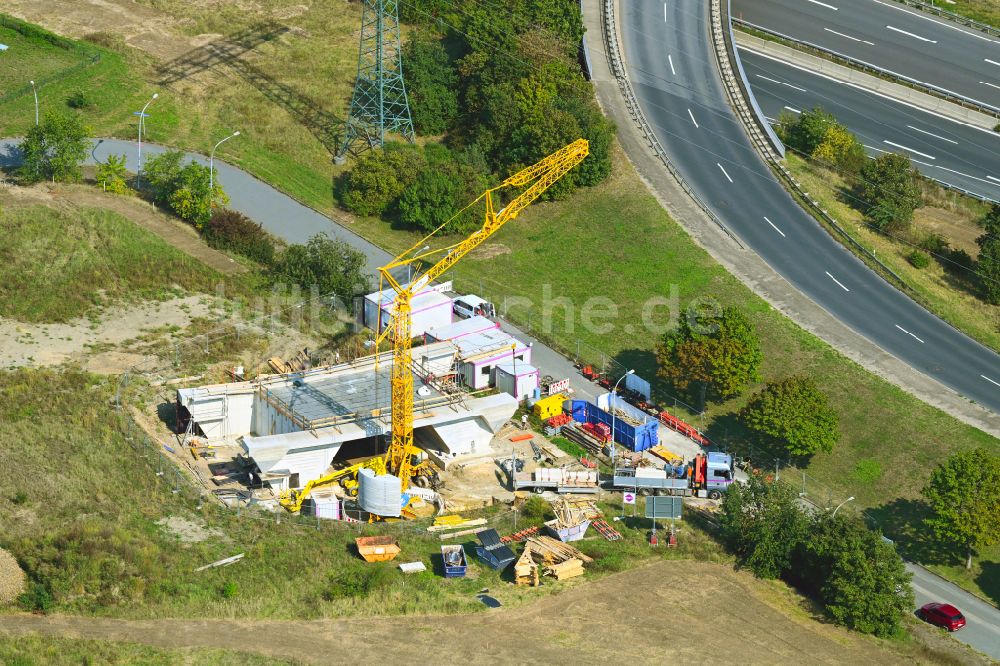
[695,452,734,499]
[453,295,496,320]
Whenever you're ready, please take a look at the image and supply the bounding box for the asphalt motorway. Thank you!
[620,1,1000,410]
[907,562,1000,657]
[731,0,1000,112]
[738,47,1000,201]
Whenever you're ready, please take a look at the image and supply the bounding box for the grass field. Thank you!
[0,6,997,603]
[0,19,90,99]
[784,154,1000,352]
[0,202,230,322]
[0,635,302,666]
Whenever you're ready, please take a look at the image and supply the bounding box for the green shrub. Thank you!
[323,564,393,600]
[220,582,238,599]
[519,495,552,521]
[204,209,275,265]
[18,582,54,613]
[919,233,949,254]
[10,490,28,506]
[271,234,369,304]
[65,90,90,109]
[907,250,930,269]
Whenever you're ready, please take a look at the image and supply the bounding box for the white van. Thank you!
[453,295,496,320]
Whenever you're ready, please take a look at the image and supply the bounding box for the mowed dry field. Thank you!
[0,561,940,665]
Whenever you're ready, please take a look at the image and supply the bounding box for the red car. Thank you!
[918,602,966,631]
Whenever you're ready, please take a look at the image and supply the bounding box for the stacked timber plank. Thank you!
[546,558,584,581]
[524,535,593,565]
[514,547,539,586]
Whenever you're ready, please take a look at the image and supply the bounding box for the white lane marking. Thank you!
[808,0,838,9]
[763,216,786,237]
[895,324,925,344]
[886,25,937,43]
[884,140,936,160]
[824,27,874,45]
[982,81,1000,91]
[866,148,1000,190]
[739,46,1000,135]
[905,125,958,144]
[983,374,1000,388]
[909,159,999,188]
[871,0,1000,44]
[783,105,802,114]
[664,2,667,22]
[717,163,734,183]
[986,58,1000,67]
[825,271,850,292]
[756,74,807,92]
[688,108,699,128]
[668,54,676,76]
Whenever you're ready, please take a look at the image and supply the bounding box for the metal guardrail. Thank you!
[893,0,999,37]
[734,18,1000,119]
[709,6,913,290]
[601,0,744,249]
[718,0,785,158]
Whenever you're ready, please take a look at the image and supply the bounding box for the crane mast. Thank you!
[375,139,589,491]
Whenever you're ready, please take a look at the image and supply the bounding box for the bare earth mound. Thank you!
[0,561,906,664]
[0,548,26,605]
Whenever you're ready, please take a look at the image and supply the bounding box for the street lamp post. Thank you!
[135,92,158,189]
[832,496,855,518]
[610,369,635,470]
[209,130,240,195]
[29,80,38,126]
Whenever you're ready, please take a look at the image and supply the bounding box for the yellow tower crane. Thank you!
[373,139,589,493]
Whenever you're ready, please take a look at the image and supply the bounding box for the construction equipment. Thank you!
[372,139,589,498]
[513,467,600,494]
[355,535,401,562]
[612,452,735,500]
[278,457,386,513]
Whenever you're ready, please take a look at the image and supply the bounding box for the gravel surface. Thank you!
[0,548,26,605]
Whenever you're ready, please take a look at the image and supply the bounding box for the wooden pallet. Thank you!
[591,518,622,541]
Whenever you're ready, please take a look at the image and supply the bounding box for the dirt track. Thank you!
[0,561,905,665]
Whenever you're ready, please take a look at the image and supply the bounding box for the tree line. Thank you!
[338,0,615,235]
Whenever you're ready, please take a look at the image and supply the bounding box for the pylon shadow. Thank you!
[156,23,345,156]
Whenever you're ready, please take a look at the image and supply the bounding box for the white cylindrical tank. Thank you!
[358,468,402,517]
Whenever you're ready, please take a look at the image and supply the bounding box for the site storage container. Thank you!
[583,401,658,452]
[441,544,468,578]
[532,393,566,420]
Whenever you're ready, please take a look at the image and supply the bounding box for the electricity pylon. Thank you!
[335,0,414,163]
